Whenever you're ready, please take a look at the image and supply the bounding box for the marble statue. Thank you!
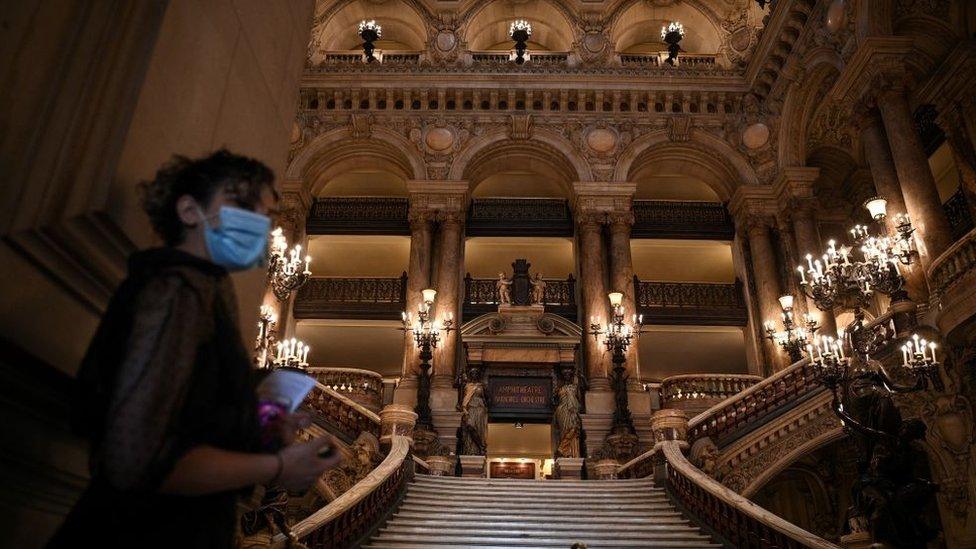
[530,273,546,305]
[496,273,512,304]
[458,365,488,455]
[553,365,581,458]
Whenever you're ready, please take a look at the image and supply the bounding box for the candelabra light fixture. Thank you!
[401,289,454,431]
[273,337,310,370]
[358,19,382,63]
[268,227,311,302]
[661,21,685,65]
[796,198,916,314]
[764,294,819,363]
[254,305,278,368]
[589,291,643,435]
[509,19,532,64]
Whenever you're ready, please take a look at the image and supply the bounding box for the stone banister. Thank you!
[303,381,381,444]
[273,435,412,548]
[660,374,763,415]
[928,226,976,303]
[661,441,839,549]
[688,358,822,445]
[306,367,385,412]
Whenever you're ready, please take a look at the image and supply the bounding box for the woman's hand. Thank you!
[276,435,343,492]
[275,411,312,445]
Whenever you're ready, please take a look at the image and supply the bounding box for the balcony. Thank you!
[305,367,384,412]
[943,187,975,241]
[634,278,747,326]
[306,197,409,235]
[463,274,577,322]
[466,198,573,237]
[659,373,762,417]
[631,200,734,240]
[293,275,407,320]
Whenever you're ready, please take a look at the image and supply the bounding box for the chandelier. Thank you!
[797,198,916,312]
[509,20,532,64]
[358,19,382,63]
[268,227,311,301]
[401,289,454,431]
[589,292,643,435]
[764,294,819,363]
[273,337,310,370]
[254,305,278,368]
[661,21,685,65]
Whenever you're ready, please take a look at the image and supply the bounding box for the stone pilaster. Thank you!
[274,179,313,339]
[393,206,434,406]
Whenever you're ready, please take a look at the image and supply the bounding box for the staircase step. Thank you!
[379,526,710,539]
[407,488,667,503]
[365,534,720,547]
[415,475,655,488]
[365,544,719,549]
[385,520,701,533]
[392,509,687,520]
[409,484,664,497]
[401,496,671,510]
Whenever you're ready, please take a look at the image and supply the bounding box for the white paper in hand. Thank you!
[256,368,317,412]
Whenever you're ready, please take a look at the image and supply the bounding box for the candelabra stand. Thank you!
[509,20,532,65]
[401,289,454,432]
[764,295,819,363]
[272,337,310,370]
[268,227,311,301]
[358,20,382,63]
[661,21,684,65]
[590,292,642,435]
[254,305,278,369]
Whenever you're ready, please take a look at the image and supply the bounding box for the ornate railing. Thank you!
[928,226,976,303]
[470,51,570,65]
[306,197,409,235]
[687,358,822,446]
[462,274,576,320]
[294,275,407,320]
[619,52,718,68]
[466,198,572,236]
[632,200,734,240]
[317,50,423,65]
[634,279,748,326]
[943,188,975,242]
[306,367,385,413]
[662,441,839,549]
[303,382,381,445]
[660,374,763,414]
[275,436,412,549]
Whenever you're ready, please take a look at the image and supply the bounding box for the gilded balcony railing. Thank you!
[463,274,576,320]
[306,367,385,413]
[632,200,734,239]
[659,374,763,415]
[634,278,747,326]
[293,274,407,320]
[302,382,381,444]
[943,187,975,241]
[306,197,409,235]
[619,52,718,68]
[466,198,572,236]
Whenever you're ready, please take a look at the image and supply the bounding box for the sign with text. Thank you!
[490,461,536,479]
[488,376,552,418]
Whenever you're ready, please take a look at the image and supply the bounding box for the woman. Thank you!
[459,365,488,455]
[554,365,581,458]
[49,150,340,548]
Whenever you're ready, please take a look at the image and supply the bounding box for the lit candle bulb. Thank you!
[797,266,807,284]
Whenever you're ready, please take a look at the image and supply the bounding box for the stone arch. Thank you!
[286,127,426,194]
[607,0,726,54]
[613,129,757,199]
[309,0,432,54]
[449,127,592,188]
[459,0,578,51]
[893,12,960,72]
[742,422,845,498]
[778,58,844,167]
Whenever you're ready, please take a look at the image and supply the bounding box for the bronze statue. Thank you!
[553,364,581,458]
[496,272,512,304]
[458,364,488,455]
[530,273,546,305]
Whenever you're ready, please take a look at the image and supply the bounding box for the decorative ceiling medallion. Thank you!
[742,123,770,149]
[585,128,617,153]
[435,31,457,52]
[424,127,455,151]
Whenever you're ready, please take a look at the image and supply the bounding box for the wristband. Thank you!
[269,451,284,485]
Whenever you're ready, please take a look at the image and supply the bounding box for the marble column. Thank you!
[744,216,789,371]
[876,88,955,268]
[578,214,610,392]
[860,116,930,305]
[787,201,838,336]
[607,211,639,378]
[432,213,463,385]
[271,182,312,340]
[394,209,434,406]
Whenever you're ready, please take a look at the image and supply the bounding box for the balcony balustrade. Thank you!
[306,197,409,235]
[306,367,385,412]
[466,198,572,237]
[463,274,576,321]
[634,278,747,326]
[293,274,407,320]
[659,373,763,416]
[632,200,734,240]
[943,187,975,241]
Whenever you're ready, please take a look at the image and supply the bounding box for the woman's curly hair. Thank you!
[140,149,276,245]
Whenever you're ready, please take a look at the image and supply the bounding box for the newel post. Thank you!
[379,404,417,452]
[650,409,689,483]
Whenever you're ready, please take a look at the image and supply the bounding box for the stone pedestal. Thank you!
[592,458,619,480]
[650,408,689,451]
[459,454,486,478]
[425,455,456,476]
[554,457,585,480]
[584,387,614,414]
[391,375,418,407]
[379,404,418,451]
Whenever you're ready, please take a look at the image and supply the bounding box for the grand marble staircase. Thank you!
[362,474,720,548]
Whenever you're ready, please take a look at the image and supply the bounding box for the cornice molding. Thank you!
[829,36,914,103]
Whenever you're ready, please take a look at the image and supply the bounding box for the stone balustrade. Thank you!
[928,227,976,337]
[659,374,763,416]
[302,382,381,444]
[293,275,408,321]
[307,367,385,413]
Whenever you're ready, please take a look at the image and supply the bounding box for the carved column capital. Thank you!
[407,179,469,225]
[607,210,635,232]
[729,185,777,235]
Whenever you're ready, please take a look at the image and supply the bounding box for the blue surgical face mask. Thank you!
[197,205,271,272]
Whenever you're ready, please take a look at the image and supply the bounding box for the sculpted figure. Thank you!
[320,432,380,500]
[496,273,512,304]
[458,365,488,455]
[530,273,547,305]
[553,365,581,458]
